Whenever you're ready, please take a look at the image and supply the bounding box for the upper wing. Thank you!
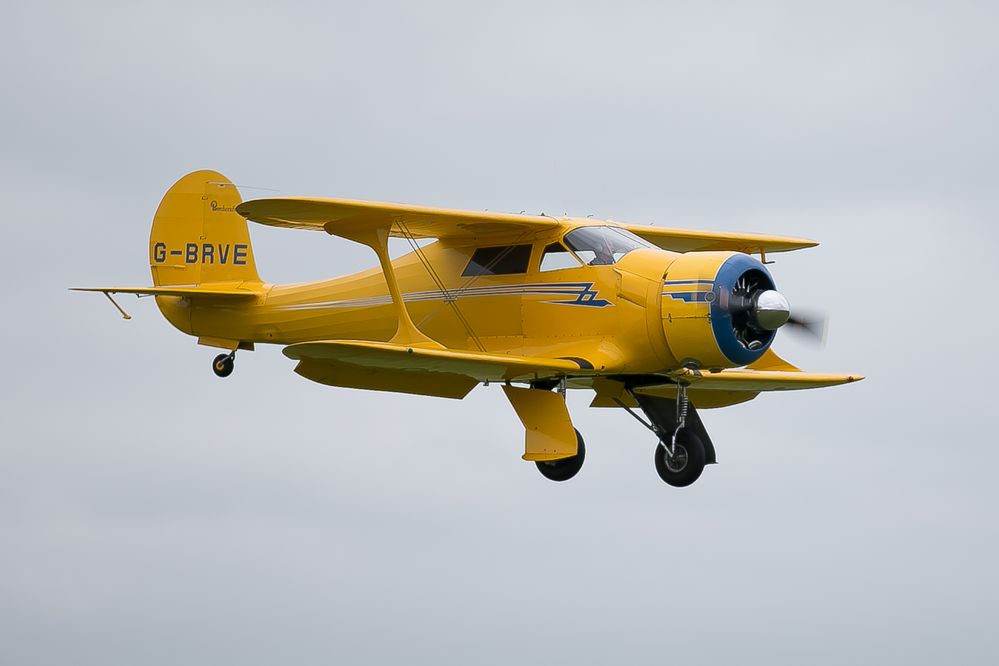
[71,286,260,299]
[238,196,817,252]
[622,224,818,254]
[285,340,586,399]
[236,197,818,253]
[237,197,560,241]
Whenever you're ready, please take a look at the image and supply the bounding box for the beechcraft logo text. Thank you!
[210,200,237,213]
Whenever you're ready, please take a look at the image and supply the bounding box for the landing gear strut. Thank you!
[616,383,709,487]
[653,384,706,487]
[212,352,235,378]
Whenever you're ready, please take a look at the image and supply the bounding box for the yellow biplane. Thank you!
[76,170,862,486]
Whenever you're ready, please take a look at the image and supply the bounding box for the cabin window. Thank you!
[563,226,653,265]
[462,244,533,276]
[539,243,582,272]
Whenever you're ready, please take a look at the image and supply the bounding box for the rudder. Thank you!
[149,170,261,287]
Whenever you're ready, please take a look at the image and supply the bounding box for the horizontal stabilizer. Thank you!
[71,286,261,300]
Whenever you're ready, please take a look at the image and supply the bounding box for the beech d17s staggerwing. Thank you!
[76,170,862,487]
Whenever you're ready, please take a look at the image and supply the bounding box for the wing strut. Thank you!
[338,225,443,349]
[396,221,487,352]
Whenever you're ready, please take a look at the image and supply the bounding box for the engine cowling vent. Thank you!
[724,269,777,352]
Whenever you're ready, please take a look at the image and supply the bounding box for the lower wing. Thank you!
[284,340,588,399]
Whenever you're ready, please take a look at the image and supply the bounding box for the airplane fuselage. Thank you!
[159,236,678,376]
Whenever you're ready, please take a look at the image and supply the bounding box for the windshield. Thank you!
[563,226,653,265]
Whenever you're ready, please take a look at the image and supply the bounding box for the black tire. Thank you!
[536,429,585,482]
[212,353,234,378]
[654,429,706,487]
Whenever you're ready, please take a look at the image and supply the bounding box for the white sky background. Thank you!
[2,1,998,663]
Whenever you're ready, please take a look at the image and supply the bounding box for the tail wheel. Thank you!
[654,430,706,487]
[212,353,234,378]
[536,429,585,482]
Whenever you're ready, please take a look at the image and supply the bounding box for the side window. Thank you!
[462,244,533,276]
[539,243,582,272]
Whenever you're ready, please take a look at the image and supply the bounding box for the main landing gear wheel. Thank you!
[654,430,706,487]
[536,429,586,482]
[212,352,235,378]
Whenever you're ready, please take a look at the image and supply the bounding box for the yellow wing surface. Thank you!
[237,197,816,252]
[285,340,586,399]
[621,225,817,254]
[633,349,862,399]
[236,197,558,240]
[659,367,862,392]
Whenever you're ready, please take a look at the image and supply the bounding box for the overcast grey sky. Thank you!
[2,1,998,664]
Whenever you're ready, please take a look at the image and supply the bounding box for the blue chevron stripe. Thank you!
[271,282,613,311]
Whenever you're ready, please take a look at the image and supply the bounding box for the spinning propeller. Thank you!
[720,273,827,347]
[783,309,827,344]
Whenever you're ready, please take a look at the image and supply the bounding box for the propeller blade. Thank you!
[784,310,827,345]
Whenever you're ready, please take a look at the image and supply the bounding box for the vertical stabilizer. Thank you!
[149,170,261,286]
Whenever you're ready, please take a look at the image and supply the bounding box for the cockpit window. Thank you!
[539,243,583,272]
[563,226,653,265]
[462,244,533,276]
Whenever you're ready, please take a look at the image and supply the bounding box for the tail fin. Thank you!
[150,170,262,287]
